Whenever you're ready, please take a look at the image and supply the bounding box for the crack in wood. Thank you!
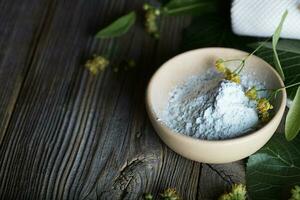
[112,155,158,192]
[206,164,235,185]
[84,154,159,199]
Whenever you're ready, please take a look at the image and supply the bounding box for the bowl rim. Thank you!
[146,47,287,144]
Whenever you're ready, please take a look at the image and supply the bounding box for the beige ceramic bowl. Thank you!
[146,48,287,164]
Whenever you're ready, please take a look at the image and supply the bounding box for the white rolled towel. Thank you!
[231,0,300,40]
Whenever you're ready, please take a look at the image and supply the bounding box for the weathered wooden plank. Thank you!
[0,0,52,144]
[0,0,245,199]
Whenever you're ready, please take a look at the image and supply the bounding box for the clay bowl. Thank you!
[146,47,286,164]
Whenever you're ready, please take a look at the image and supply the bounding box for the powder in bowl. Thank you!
[159,69,267,140]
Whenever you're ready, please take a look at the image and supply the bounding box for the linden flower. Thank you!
[160,188,181,200]
[260,111,270,122]
[215,58,241,84]
[215,59,228,73]
[257,98,273,114]
[290,185,300,200]
[225,72,241,84]
[245,87,257,100]
[85,55,109,75]
[256,98,273,122]
[143,193,154,200]
[143,3,160,39]
[218,184,247,200]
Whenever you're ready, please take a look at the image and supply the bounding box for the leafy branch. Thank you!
[94,0,217,39]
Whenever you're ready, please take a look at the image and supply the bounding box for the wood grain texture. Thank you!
[0,0,52,143]
[0,0,245,199]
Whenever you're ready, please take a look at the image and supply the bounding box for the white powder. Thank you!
[160,69,267,140]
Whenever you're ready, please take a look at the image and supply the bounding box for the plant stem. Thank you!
[236,60,245,74]
[256,88,275,92]
[222,59,243,63]
[268,91,277,101]
[282,82,300,90]
[260,82,300,92]
[256,82,300,100]
[246,38,271,59]
[234,38,271,74]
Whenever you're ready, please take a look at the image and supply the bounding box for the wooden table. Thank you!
[0,0,244,199]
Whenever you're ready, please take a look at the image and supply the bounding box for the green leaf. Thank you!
[246,133,300,199]
[255,40,300,55]
[249,42,300,99]
[163,0,216,16]
[285,87,300,141]
[272,10,288,80]
[95,11,136,39]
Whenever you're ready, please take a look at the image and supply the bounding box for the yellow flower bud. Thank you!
[144,4,160,38]
[143,193,153,200]
[256,98,274,122]
[160,188,181,200]
[85,55,109,75]
[245,87,257,100]
[260,111,270,122]
[215,59,228,73]
[143,3,150,10]
[257,98,273,114]
[225,72,241,84]
[218,184,247,200]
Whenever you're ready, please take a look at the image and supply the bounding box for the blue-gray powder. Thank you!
[160,69,267,140]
